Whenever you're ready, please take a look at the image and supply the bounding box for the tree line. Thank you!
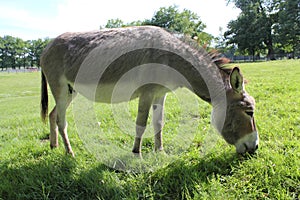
[224,0,300,60]
[0,36,50,70]
[0,0,298,70]
[103,1,299,60]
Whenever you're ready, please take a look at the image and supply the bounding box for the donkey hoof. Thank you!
[155,147,164,152]
[156,149,166,155]
[67,150,75,157]
[132,150,142,159]
[50,144,59,149]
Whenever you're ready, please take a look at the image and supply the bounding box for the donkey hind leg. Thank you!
[132,93,154,154]
[54,84,77,156]
[152,95,166,152]
[49,106,58,149]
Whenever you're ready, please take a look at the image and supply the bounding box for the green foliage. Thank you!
[145,5,213,46]
[28,38,51,68]
[225,11,265,57]
[225,0,277,59]
[102,5,214,47]
[104,18,125,28]
[0,60,299,199]
[225,0,300,59]
[102,19,145,29]
[0,36,50,70]
[274,0,300,57]
[146,5,206,36]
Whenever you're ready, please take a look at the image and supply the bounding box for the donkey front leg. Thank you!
[152,95,166,152]
[132,93,153,154]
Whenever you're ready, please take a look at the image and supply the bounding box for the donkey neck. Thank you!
[158,45,227,105]
[185,62,226,106]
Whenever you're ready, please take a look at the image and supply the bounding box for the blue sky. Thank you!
[0,0,240,40]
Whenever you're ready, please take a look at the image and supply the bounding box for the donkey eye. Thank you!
[245,111,254,117]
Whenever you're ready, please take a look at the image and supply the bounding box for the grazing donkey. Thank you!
[40,26,259,157]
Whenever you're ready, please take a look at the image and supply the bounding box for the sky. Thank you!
[0,0,240,40]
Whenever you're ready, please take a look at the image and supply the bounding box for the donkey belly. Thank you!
[74,81,172,104]
[73,82,140,103]
[71,64,182,103]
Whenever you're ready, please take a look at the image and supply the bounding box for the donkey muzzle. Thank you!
[235,131,259,154]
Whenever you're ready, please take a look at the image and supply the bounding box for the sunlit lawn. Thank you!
[0,60,299,199]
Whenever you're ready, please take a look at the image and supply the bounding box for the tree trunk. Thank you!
[266,40,275,60]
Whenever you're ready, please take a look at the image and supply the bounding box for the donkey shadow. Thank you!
[0,149,247,199]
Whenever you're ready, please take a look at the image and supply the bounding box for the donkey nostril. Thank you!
[243,143,258,154]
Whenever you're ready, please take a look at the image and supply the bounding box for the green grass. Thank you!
[0,60,299,199]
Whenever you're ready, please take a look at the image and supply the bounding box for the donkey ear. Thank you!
[230,67,244,93]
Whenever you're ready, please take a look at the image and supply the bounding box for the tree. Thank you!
[104,18,125,28]
[225,0,278,60]
[214,27,237,58]
[145,5,210,43]
[0,37,5,70]
[225,11,265,60]
[15,38,29,69]
[28,38,50,68]
[0,36,50,70]
[2,36,18,69]
[0,36,30,69]
[274,0,300,58]
[101,18,144,29]
[102,5,214,47]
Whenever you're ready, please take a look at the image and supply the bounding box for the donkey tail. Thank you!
[41,71,48,123]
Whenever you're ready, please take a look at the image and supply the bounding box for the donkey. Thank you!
[40,26,259,157]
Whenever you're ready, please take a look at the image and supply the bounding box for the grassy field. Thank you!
[0,60,299,199]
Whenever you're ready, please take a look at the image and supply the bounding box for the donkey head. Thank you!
[213,67,259,154]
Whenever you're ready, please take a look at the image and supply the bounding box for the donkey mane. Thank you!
[175,33,231,73]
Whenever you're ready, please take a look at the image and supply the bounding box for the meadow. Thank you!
[0,60,299,199]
